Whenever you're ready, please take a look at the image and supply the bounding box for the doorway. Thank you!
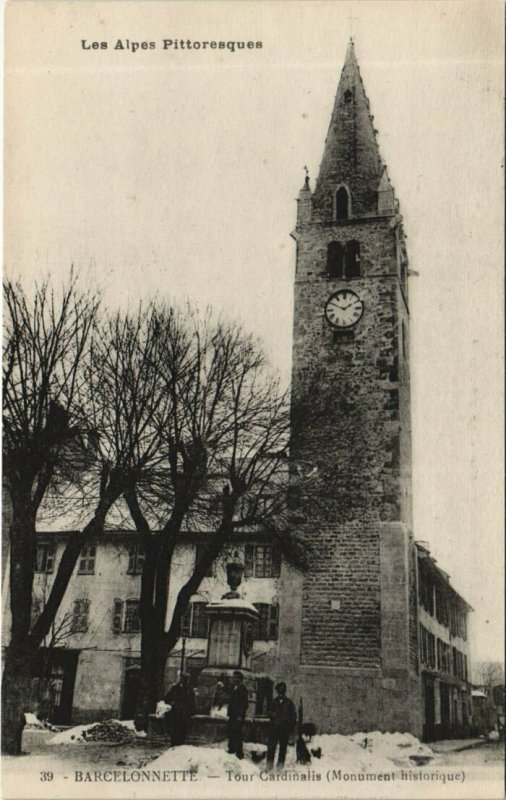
[120,666,141,720]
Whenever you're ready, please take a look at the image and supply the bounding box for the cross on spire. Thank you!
[347,12,358,38]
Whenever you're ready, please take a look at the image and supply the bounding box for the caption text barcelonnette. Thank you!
[81,39,263,53]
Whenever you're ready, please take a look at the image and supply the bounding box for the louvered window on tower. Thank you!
[327,242,345,279]
[345,240,361,277]
[327,241,360,279]
[335,187,349,219]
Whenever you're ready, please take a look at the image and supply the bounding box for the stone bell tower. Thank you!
[279,40,421,735]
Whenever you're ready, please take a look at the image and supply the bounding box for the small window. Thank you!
[195,543,214,578]
[253,603,279,641]
[345,240,360,278]
[78,544,96,575]
[327,242,345,279]
[335,187,349,220]
[34,542,56,573]
[181,602,209,638]
[244,545,281,579]
[344,89,353,105]
[73,599,90,632]
[112,599,123,633]
[127,543,145,575]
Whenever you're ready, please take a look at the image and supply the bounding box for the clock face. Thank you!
[325,290,364,329]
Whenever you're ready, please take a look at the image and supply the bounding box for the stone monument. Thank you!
[196,551,259,717]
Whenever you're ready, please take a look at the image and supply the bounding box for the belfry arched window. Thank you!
[344,89,353,105]
[345,240,361,278]
[335,187,350,220]
[327,242,345,279]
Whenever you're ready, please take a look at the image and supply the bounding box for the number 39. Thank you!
[40,772,53,781]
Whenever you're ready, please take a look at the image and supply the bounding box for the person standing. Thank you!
[266,681,297,770]
[164,673,196,746]
[227,671,249,759]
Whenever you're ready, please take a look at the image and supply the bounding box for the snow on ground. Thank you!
[147,730,434,778]
[2,727,504,800]
[24,713,45,729]
[348,730,435,765]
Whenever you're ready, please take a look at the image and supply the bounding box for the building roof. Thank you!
[416,541,473,611]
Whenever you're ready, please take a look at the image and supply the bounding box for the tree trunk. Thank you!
[134,622,166,731]
[1,643,35,755]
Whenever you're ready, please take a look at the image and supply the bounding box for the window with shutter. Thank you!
[268,604,279,639]
[181,605,192,638]
[127,544,145,575]
[253,603,279,641]
[191,602,209,638]
[271,547,281,577]
[124,599,140,633]
[253,603,268,640]
[78,545,96,575]
[73,599,90,632]
[244,545,281,578]
[244,545,254,578]
[255,546,271,578]
[34,542,56,573]
[112,599,123,633]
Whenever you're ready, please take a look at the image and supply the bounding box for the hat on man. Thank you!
[233,671,243,679]
[275,681,287,692]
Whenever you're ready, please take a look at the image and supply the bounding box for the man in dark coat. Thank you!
[227,670,249,759]
[266,681,297,770]
[164,673,196,746]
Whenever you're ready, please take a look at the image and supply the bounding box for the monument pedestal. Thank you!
[197,598,259,716]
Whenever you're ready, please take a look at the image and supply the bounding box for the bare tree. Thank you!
[120,307,300,728]
[2,283,172,753]
[2,276,99,753]
[474,661,505,692]
[30,589,85,722]
[3,283,310,746]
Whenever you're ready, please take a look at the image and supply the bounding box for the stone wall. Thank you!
[290,217,412,669]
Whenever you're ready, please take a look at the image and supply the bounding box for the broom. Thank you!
[296,698,311,764]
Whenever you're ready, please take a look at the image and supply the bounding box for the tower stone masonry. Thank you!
[277,40,421,735]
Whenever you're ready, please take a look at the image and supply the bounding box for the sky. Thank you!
[4,1,504,664]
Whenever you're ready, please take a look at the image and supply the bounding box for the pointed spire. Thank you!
[297,166,312,225]
[313,40,390,220]
[300,165,311,193]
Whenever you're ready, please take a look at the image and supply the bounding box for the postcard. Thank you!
[2,2,504,799]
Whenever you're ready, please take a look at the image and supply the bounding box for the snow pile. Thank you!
[349,731,434,766]
[24,713,45,729]
[50,718,145,745]
[147,731,433,778]
[149,744,262,778]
